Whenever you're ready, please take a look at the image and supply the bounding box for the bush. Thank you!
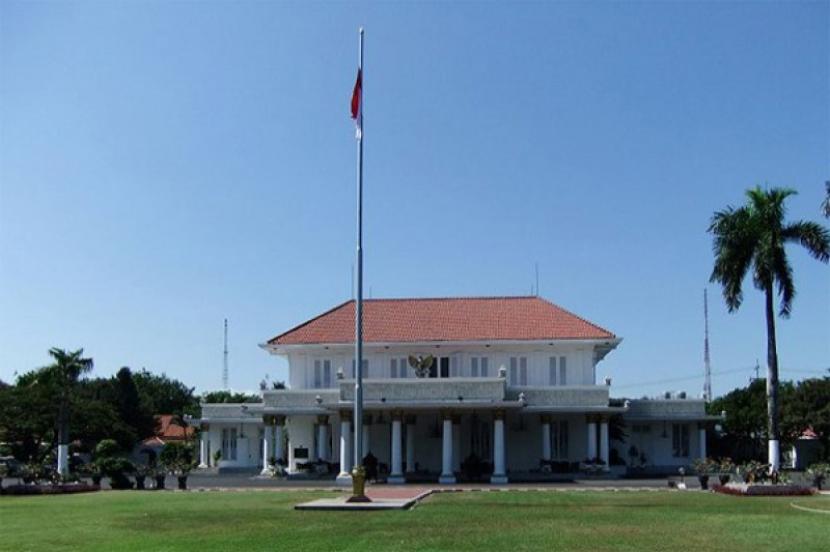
[94,439,134,489]
[160,442,197,476]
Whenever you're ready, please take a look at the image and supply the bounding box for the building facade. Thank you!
[195,297,718,483]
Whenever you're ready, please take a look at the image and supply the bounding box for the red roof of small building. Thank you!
[141,415,195,447]
[267,296,616,346]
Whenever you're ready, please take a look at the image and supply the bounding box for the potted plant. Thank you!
[94,439,134,490]
[737,460,768,484]
[212,450,222,468]
[134,464,149,490]
[160,442,197,490]
[153,465,166,490]
[692,458,716,490]
[717,458,734,485]
[807,463,830,490]
[21,462,42,485]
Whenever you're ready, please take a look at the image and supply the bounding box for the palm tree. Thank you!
[709,187,829,471]
[822,181,830,218]
[44,348,93,476]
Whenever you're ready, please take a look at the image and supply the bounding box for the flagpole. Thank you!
[350,27,369,502]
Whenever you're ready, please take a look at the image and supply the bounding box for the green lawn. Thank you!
[2,490,829,551]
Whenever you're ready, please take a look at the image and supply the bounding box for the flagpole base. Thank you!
[347,465,372,503]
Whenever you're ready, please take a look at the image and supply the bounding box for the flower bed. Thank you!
[713,483,815,497]
[1,483,100,496]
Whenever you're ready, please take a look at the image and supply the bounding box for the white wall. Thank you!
[285,343,603,390]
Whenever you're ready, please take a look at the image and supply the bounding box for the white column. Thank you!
[599,419,610,471]
[405,417,416,473]
[57,444,69,477]
[769,439,780,472]
[491,411,507,484]
[274,417,285,465]
[587,419,598,460]
[698,424,707,460]
[317,416,329,461]
[199,426,209,468]
[541,416,552,461]
[389,413,404,484]
[439,413,456,484]
[336,414,352,485]
[261,422,273,475]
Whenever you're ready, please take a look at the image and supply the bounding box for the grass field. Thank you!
[2,490,829,551]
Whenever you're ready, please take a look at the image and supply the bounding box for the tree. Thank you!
[822,181,830,218]
[113,367,156,441]
[40,348,94,475]
[132,369,199,417]
[708,378,798,462]
[789,377,830,459]
[200,390,261,404]
[709,187,830,470]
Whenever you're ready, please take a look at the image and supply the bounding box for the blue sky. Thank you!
[1,1,827,398]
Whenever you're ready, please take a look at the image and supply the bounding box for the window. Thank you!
[672,424,690,457]
[549,357,557,385]
[314,360,322,388]
[450,356,460,377]
[323,360,331,387]
[471,357,489,377]
[559,356,567,385]
[314,360,332,388]
[551,420,569,460]
[351,359,369,378]
[390,358,407,378]
[511,357,527,385]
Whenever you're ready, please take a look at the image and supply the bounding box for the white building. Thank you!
[195,296,718,483]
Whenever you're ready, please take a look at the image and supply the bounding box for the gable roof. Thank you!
[267,296,615,346]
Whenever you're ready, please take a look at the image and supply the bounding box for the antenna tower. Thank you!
[222,318,229,390]
[703,289,712,401]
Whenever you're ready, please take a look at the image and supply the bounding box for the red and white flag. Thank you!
[351,69,362,139]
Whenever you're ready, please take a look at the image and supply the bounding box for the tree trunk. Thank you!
[764,285,780,472]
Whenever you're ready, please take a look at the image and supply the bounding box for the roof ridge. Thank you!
[266,299,353,344]
[534,296,616,339]
[360,295,538,302]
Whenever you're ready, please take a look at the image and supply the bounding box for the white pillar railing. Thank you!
[337,412,352,485]
[389,411,404,484]
[199,425,209,468]
[491,410,508,484]
[261,421,274,475]
[587,418,598,460]
[439,412,456,484]
[274,417,285,465]
[317,415,329,462]
[541,415,552,462]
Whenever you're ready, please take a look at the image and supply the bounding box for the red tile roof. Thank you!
[154,415,194,441]
[267,296,615,346]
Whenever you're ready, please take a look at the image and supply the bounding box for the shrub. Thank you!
[160,442,197,476]
[94,439,134,489]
